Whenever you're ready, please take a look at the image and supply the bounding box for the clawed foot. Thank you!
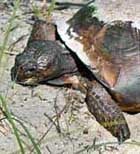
[117,124,130,144]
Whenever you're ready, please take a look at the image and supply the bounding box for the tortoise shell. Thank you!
[55,2,140,112]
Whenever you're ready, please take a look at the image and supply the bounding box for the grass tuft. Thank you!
[0,95,25,154]
[0,0,46,153]
[32,0,56,19]
[0,0,20,63]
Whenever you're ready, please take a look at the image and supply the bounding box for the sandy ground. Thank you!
[0,0,140,154]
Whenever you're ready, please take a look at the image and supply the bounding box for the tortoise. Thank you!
[12,1,140,141]
[11,18,133,144]
[53,1,140,141]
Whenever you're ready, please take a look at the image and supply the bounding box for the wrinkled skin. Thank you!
[11,19,131,143]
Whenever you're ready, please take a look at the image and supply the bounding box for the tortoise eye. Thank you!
[19,64,37,74]
[27,68,36,72]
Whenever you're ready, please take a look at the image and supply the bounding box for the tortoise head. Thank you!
[11,41,63,86]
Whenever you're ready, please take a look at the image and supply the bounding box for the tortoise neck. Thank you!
[60,52,78,75]
[28,20,56,42]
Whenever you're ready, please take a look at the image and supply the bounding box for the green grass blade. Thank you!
[14,118,41,154]
[0,0,21,62]
[47,0,56,17]
[0,95,25,154]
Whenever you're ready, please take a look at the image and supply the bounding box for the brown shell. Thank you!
[66,5,140,110]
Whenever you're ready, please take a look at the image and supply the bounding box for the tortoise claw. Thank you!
[117,124,130,144]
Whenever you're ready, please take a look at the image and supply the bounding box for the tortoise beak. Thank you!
[20,77,38,86]
[11,66,38,86]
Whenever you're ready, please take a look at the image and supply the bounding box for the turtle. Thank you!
[53,1,140,141]
[55,1,140,109]
[11,18,132,144]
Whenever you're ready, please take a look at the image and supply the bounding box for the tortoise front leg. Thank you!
[52,75,131,143]
[85,81,130,143]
